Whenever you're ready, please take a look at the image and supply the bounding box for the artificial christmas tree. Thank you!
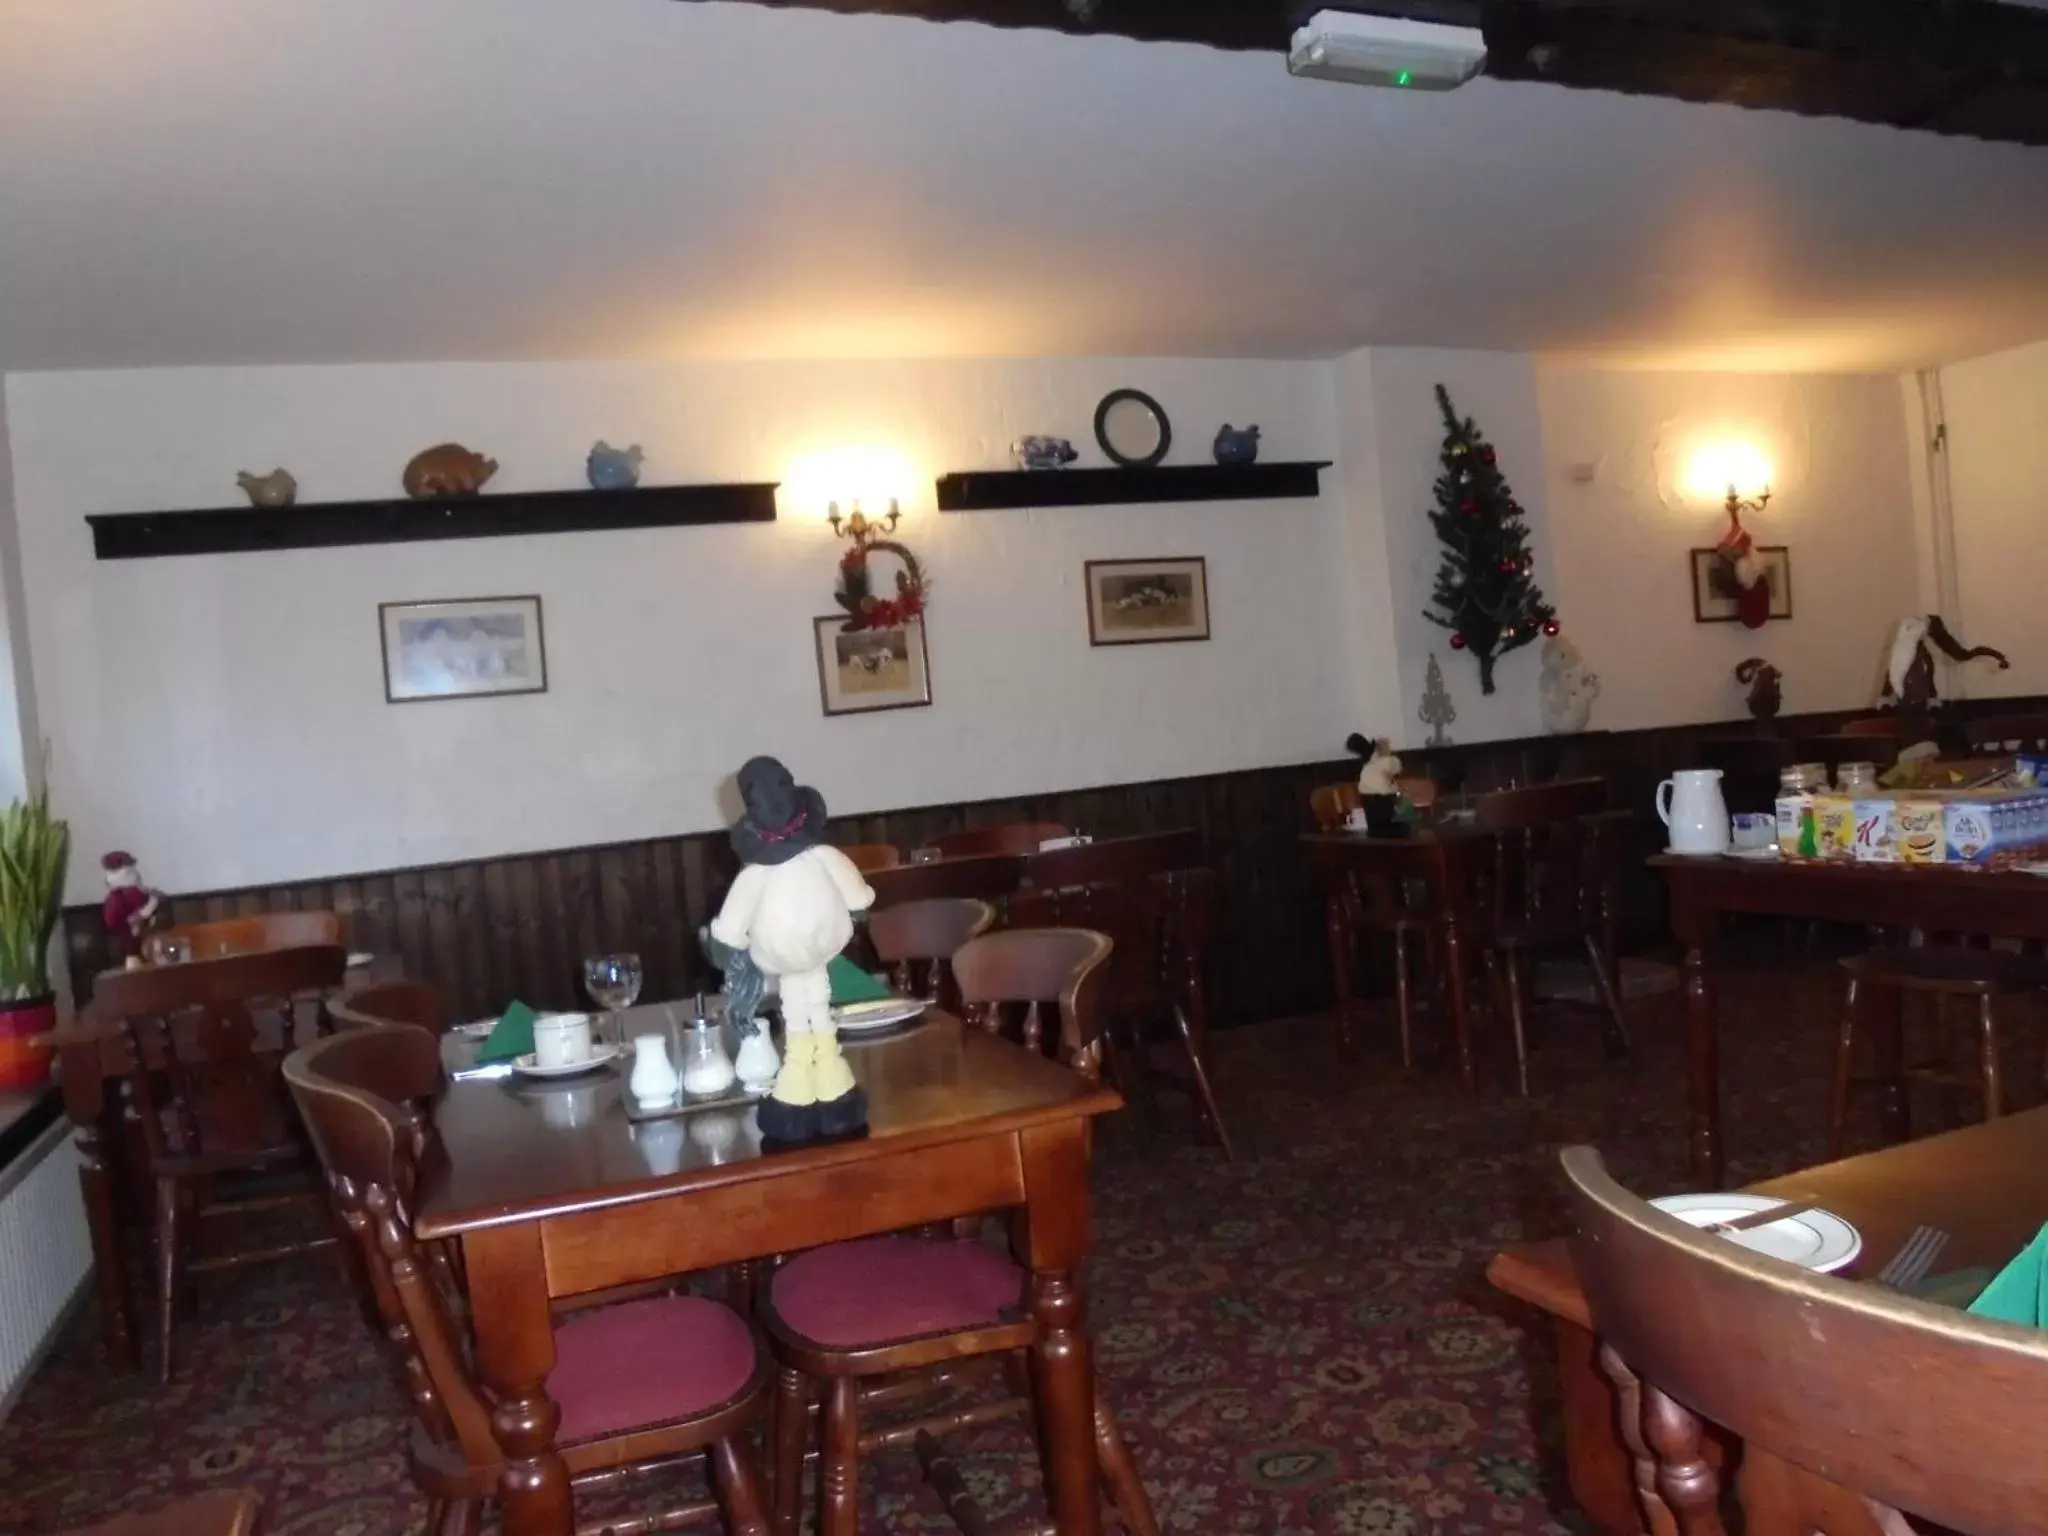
[1418,653,1457,747]
[1421,385,1557,695]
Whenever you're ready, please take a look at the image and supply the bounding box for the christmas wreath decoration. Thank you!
[835,539,929,631]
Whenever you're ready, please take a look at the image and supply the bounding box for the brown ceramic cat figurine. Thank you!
[402,443,498,498]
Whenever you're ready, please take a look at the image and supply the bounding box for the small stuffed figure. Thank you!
[100,850,162,964]
[1345,733,1403,796]
[1537,632,1601,735]
[1882,615,2009,712]
[709,758,874,1142]
[1734,657,1782,720]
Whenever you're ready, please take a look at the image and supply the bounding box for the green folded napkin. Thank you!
[1911,1266,1995,1312]
[829,954,892,1006]
[478,1000,538,1064]
[1968,1224,2048,1327]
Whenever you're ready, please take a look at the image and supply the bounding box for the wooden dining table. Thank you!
[416,1004,1125,1536]
[1487,1106,2048,1536]
[1656,853,2048,1190]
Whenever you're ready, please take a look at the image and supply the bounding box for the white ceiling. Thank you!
[5,0,2048,374]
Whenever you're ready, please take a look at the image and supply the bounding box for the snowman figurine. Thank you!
[709,757,875,1143]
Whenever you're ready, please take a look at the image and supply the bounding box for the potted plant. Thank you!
[0,782,69,1089]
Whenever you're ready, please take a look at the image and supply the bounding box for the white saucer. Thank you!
[1723,845,1781,862]
[346,951,375,968]
[510,1042,623,1080]
[1652,1193,1862,1273]
[1663,846,1732,858]
[833,998,929,1034]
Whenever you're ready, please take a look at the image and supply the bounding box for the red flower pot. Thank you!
[0,994,57,1090]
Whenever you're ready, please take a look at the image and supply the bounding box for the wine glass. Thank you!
[583,953,643,1050]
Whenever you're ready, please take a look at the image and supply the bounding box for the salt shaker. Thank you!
[628,1034,681,1109]
[679,1015,737,1098]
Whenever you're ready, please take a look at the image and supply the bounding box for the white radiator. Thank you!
[0,1117,90,1414]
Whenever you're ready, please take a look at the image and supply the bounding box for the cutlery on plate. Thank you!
[451,1062,516,1083]
[1708,1198,1820,1235]
[1873,1224,1949,1289]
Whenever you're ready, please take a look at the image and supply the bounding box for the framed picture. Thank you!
[1689,546,1793,624]
[1084,557,1211,646]
[814,616,932,716]
[379,595,547,703]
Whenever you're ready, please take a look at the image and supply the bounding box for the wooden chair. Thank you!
[1697,738,1795,816]
[1828,947,2048,1160]
[917,822,1071,860]
[1309,778,1436,831]
[762,925,1156,1536]
[1968,712,2048,753]
[1464,780,1630,1095]
[835,843,904,874]
[865,898,996,1013]
[1017,831,1233,1157]
[865,853,1026,912]
[148,911,343,961]
[65,1490,261,1536]
[1563,1143,2048,1536]
[284,1026,773,1535]
[1836,715,1904,739]
[90,944,350,1383]
[330,980,449,1034]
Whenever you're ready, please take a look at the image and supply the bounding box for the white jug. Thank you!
[1656,768,1730,856]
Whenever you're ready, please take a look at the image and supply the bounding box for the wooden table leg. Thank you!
[76,1114,137,1372]
[1869,983,1911,1146]
[1680,925,1723,1190]
[1440,914,1477,1095]
[464,1223,573,1536]
[1016,1120,1103,1536]
[1324,896,1356,1056]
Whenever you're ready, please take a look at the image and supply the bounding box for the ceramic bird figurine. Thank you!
[402,443,498,499]
[1213,424,1262,466]
[235,468,297,508]
[586,441,644,491]
[1013,436,1079,470]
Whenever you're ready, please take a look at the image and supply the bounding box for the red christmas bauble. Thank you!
[1460,499,1477,515]
[1499,558,1517,574]
[1481,447,1497,465]
[1543,619,1561,637]
[1449,633,1466,650]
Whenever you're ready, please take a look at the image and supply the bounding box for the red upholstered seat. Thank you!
[770,1237,1025,1349]
[549,1295,760,1444]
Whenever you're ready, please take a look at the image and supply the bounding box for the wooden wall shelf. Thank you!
[934,461,1330,513]
[85,483,780,561]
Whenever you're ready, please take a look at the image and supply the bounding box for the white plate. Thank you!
[1662,846,1732,858]
[1652,1193,1862,1273]
[1724,845,1781,862]
[833,998,929,1034]
[346,951,375,968]
[510,1042,623,1079]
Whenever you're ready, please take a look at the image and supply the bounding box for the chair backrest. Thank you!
[1836,715,1903,739]
[1309,782,1360,831]
[1015,831,1209,1013]
[282,1026,497,1472]
[836,843,904,874]
[918,821,1072,860]
[92,945,348,1162]
[1563,1145,2048,1536]
[866,853,1028,912]
[1462,783,1618,945]
[1698,738,1795,816]
[151,911,343,962]
[951,928,1113,1078]
[866,898,997,1010]
[329,981,449,1035]
[1968,713,2048,753]
[1471,776,1607,829]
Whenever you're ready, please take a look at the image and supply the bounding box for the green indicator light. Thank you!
[1394,68,1413,86]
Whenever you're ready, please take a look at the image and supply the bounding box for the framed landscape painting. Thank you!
[379,595,547,703]
[1085,557,1210,646]
[814,616,932,716]
[1690,546,1793,623]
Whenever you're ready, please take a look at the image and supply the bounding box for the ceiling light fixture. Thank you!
[1288,10,1488,91]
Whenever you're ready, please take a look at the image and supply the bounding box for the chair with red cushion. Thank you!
[284,1026,771,1535]
[761,926,1156,1536]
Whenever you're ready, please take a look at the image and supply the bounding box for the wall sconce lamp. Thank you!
[827,498,901,548]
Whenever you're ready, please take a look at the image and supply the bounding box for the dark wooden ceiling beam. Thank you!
[686,0,2048,144]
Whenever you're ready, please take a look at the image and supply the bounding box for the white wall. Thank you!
[1935,336,2048,700]
[1536,367,1918,728]
[5,358,1349,903]
[0,396,39,803]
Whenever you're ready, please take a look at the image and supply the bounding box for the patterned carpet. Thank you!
[0,952,1883,1535]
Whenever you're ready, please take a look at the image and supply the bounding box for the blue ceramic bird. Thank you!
[1013,436,1079,471]
[586,441,645,490]
[1213,425,1261,466]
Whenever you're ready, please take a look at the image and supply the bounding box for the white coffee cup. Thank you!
[533,1012,595,1070]
[1344,806,1368,831]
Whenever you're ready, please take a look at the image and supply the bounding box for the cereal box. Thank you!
[1850,799,1900,862]
[1892,799,1946,863]
[1815,795,1858,861]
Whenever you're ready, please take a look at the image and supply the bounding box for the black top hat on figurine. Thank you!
[729,756,829,866]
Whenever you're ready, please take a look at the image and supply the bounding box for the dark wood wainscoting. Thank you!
[61,695,2048,1029]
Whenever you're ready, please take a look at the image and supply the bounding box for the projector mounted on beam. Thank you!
[1288,9,1488,91]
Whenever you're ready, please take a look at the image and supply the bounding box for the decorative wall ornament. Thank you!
[1212,425,1261,466]
[1690,545,1791,624]
[235,468,297,508]
[813,616,931,716]
[1734,657,1782,720]
[1537,630,1600,735]
[1418,653,1456,747]
[402,443,498,499]
[1084,557,1209,646]
[1013,436,1079,470]
[379,595,546,703]
[1880,615,2009,718]
[1095,389,1172,468]
[585,442,644,490]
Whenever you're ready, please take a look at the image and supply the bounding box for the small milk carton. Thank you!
[1851,799,1900,862]
[1893,798,1947,864]
[1946,797,1999,863]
